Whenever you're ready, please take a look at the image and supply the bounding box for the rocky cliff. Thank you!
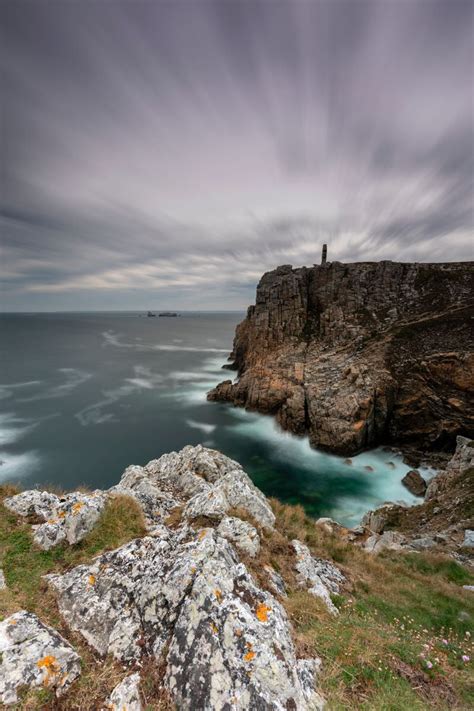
[208,260,474,457]
[1,443,473,708]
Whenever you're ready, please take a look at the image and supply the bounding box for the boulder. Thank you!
[0,568,6,589]
[462,530,474,548]
[106,673,142,711]
[114,446,275,530]
[361,505,395,534]
[4,490,106,550]
[47,527,323,709]
[364,531,406,554]
[217,516,260,557]
[3,490,59,519]
[0,611,81,705]
[292,540,345,615]
[409,536,437,551]
[401,470,427,497]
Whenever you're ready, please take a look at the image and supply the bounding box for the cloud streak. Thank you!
[2,0,473,310]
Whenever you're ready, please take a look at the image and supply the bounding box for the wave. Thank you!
[75,365,163,426]
[186,419,216,434]
[0,380,42,401]
[0,450,41,483]
[102,330,228,353]
[18,368,91,402]
[224,408,423,527]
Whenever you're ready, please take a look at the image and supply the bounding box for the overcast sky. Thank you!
[2,0,473,311]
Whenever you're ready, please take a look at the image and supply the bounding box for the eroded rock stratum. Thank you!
[208,260,474,456]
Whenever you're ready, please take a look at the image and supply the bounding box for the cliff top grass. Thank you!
[268,500,474,711]
[0,485,473,710]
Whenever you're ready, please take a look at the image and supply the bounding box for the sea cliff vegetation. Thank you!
[1,446,473,710]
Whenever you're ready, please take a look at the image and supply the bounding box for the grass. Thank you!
[1,487,473,709]
[0,487,154,710]
[267,499,474,711]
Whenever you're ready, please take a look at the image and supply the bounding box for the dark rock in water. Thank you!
[364,465,374,472]
[359,436,474,556]
[402,469,427,497]
[344,458,352,465]
[208,259,474,456]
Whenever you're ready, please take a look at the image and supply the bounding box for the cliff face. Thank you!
[208,260,474,456]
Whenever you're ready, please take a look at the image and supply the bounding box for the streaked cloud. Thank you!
[2,0,473,310]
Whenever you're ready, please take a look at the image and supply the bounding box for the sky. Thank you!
[2,0,473,311]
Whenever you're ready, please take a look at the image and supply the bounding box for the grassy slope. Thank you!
[1,486,473,710]
[268,501,474,711]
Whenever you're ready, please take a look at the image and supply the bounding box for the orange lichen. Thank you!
[210,622,218,634]
[256,603,271,623]
[72,502,84,514]
[190,566,197,574]
[214,589,223,602]
[198,530,207,540]
[353,419,365,431]
[37,655,59,685]
[58,511,66,519]
[235,628,242,637]
[88,574,96,586]
[244,651,256,662]
[37,655,57,668]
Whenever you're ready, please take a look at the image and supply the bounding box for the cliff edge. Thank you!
[208,259,474,457]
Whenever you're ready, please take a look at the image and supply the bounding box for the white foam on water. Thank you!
[186,419,216,434]
[18,368,92,402]
[0,413,39,446]
[102,330,228,353]
[0,380,42,401]
[224,406,431,527]
[0,450,41,483]
[75,365,163,426]
[169,371,215,381]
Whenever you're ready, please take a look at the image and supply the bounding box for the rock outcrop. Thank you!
[359,436,474,556]
[3,489,106,550]
[106,673,142,711]
[401,470,427,497]
[292,541,345,615]
[208,260,474,456]
[3,446,339,709]
[0,611,81,705]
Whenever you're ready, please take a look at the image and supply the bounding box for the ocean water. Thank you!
[0,312,427,527]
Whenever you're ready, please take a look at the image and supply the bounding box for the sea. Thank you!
[0,311,429,527]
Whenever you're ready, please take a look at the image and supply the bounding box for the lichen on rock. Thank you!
[0,611,81,705]
[292,540,345,615]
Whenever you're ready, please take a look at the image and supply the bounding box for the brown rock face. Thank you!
[401,470,427,497]
[208,260,474,456]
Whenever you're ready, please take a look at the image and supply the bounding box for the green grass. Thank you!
[270,499,474,710]
[0,490,146,618]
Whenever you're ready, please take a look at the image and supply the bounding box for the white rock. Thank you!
[110,465,179,526]
[364,530,406,554]
[4,490,60,519]
[292,540,344,615]
[115,446,275,530]
[0,610,81,705]
[105,673,142,711]
[217,516,260,557]
[316,517,339,534]
[48,528,322,709]
[0,569,6,590]
[4,489,106,550]
[462,530,474,548]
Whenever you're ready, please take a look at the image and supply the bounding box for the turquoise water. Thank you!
[0,312,427,527]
